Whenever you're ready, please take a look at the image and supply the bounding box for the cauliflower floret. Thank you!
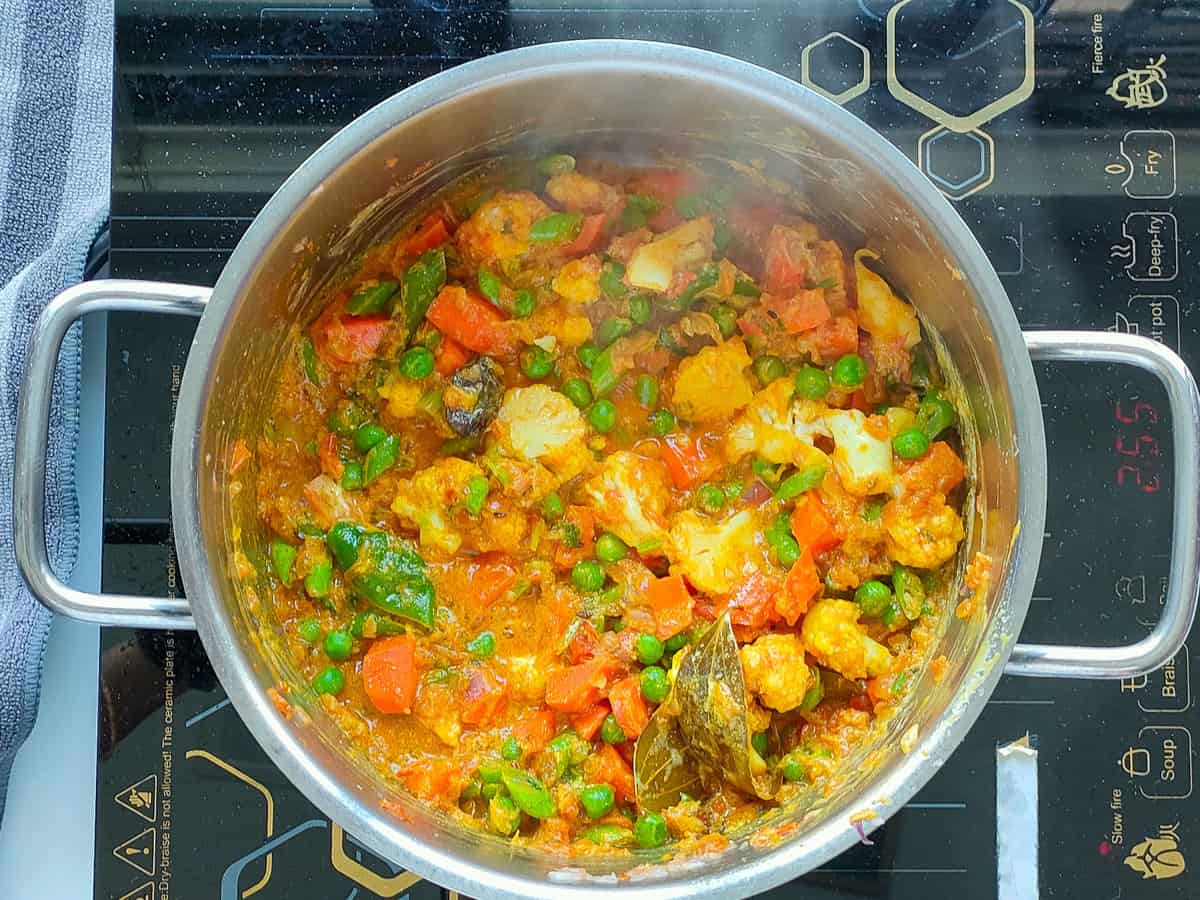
[487,454,561,507]
[800,599,893,681]
[740,633,813,712]
[825,409,894,495]
[492,385,592,482]
[378,376,425,421]
[882,496,964,568]
[456,191,552,268]
[627,217,715,292]
[668,509,766,594]
[545,172,623,213]
[725,379,832,464]
[552,255,602,305]
[669,338,756,424]
[855,250,920,349]
[582,451,671,549]
[391,457,484,555]
[500,653,551,702]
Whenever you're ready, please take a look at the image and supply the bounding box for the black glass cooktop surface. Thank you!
[98,2,1199,898]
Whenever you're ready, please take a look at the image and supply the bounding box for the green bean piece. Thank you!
[401,248,447,344]
[776,465,826,502]
[464,475,490,517]
[640,666,670,703]
[648,409,676,437]
[399,346,435,380]
[780,757,806,783]
[881,600,901,627]
[348,531,436,629]
[675,193,708,219]
[296,522,327,539]
[596,317,634,349]
[751,731,769,756]
[585,825,633,847]
[673,263,719,309]
[301,337,322,385]
[814,276,838,289]
[764,516,801,569]
[633,812,668,848]
[346,281,399,315]
[861,498,885,522]
[635,374,659,409]
[500,767,556,819]
[635,633,664,666]
[599,260,628,298]
[893,565,926,620]
[312,666,345,695]
[479,761,505,784]
[467,630,496,658]
[696,484,725,513]
[488,794,522,836]
[348,611,406,639]
[340,461,365,492]
[710,303,738,338]
[501,736,522,761]
[572,559,605,592]
[304,560,333,599]
[520,345,555,380]
[327,401,368,437]
[831,353,867,388]
[538,153,576,176]
[542,493,565,521]
[576,341,600,370]
[323,629,353,662]
[562,377,593,409]
[600,714,626,744]
[628,293,652,325]
[753,355,787,386]
[916,395,957,440]
[477,269,502,303]
[354,422,387,452]
[529,212,583,243]
[587,399,618,434]
[298,618,322,643]
[799,668,824,711]
[855,580,893,618]
[271,540,298,585]
[595,532,628,564]
[795,365,831,400]
[589,349,622,397]
[734,272,761,297]
[326,522,365,569]
[579,784,616,819]
[753,458,782,487]
[513,288,536,318]
[363,434,400,484]
[438,434,483,457]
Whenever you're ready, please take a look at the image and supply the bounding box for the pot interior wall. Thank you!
[190,53,1038,890]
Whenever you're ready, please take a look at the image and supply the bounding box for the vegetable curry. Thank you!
[256,153,969,855]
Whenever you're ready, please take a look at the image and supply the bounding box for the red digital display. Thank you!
[1115,400,1163,493]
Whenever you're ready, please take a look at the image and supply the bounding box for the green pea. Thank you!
[635,633,664,666]
[326,521,364,569]
[501,736,522,761]
[467,630,496,658]
[323,629,353,662]
[629,293,652,325]
[488,794,522,836]
[363,434,400,484]
[312,665,345,695]
[776,465,826,502]
[795,365,831,400]
[832,353,867,388]
[696,484,726,513]
[477,269,502,303]
[354,422,387,452]
[304,560,333,599]
[542,493,565,521]
[298,618,321,643]
[751,732,769,756]
[600,260,627,298]
[271,540,297,585]
[633,812,668,849]
[513,288,536,318]
[600,714,626,744]
[893,565,926,620]
[529,211,583,243]
[781,758,806,783]
[596,317,634,348]
[563,377,593,409]
[723,481,745,503]
[572,559,605,593]
[538,153,576,176]
[710,303,738,339]
[893,427,931,459]
[346,281,399,315]
[596,532,628,564]
[579,783,616,819]
[855,579,893,618]
[916,395,957,439]
[648,409,676,437]
[753,355,787,386]
[500,767,556,818]
[588,399,618,434]
[576,342,600,370]
[519,345,555,380]
[641,665,670,703]
[340,461,364,492]
[399,346,435,380]
[464,475,490,517]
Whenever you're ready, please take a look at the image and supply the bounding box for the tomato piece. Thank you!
[606,676,649,739]
[658,434,719,490]
[761,289,831,334]
[762,226,813,295]
[628,169,696,202]
[362,636,420,715]
[321,314,391,365]
[317,432,344,480]
[726,573,779,632]
[545,656,622,713]
[865,676,893,706]
[434,335,473,376]
[645,574,694,641]
[513,708,557,753]
[400,758,461,803]
[587,743,636,804]
[776,546,820,626]
[570,702,610,741]
[467,552,519,610]
[403,213,451,256]
[789,494,841,554]
[808,314,859,361]
[558,212,607,256]
[460,668,508,726]
[426,285,515,356]
[567,619,602,664]
[735,306,779,339]
[553,506,596,570]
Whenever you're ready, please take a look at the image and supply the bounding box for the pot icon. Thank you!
[1120,746,1151,777]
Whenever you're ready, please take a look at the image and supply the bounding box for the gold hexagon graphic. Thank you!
[887,0,1034,133]
[917,125,995,201]
[802,32,870,105]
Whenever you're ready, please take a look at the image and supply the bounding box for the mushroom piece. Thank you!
[444,356,503,436]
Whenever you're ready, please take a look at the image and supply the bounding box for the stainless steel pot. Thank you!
[15,41,1200,899]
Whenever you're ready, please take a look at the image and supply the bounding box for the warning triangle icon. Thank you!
[115,774,158,823]
[113,827,156,877]
[119,882,155,900]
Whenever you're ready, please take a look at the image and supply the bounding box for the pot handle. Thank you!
[1007,330,1200,678]
[15,280,211,630]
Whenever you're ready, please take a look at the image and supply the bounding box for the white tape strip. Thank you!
[997,734,1039,900]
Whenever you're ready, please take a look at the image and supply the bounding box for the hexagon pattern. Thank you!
[801,32,870,105]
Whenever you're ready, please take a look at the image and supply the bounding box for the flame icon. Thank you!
[1125,823,1187,880]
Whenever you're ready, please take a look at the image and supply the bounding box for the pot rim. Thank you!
[171,39,1047,899]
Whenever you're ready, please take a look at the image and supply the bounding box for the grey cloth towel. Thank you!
[0,0,111,816]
